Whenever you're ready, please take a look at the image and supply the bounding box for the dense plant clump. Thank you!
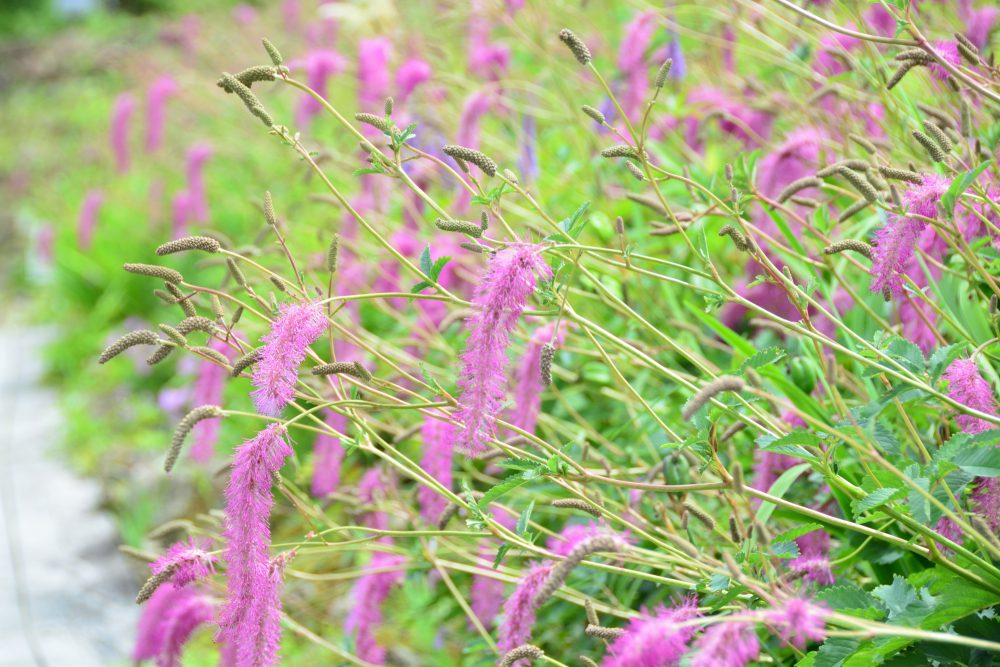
[10,0,1000,665]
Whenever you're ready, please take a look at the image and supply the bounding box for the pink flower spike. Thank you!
[497,562,553,658]
[510,321,566,434]
[395,58,432,101]
[110,93,136,173]
[145,75,179,152]
[190,336,230,462]
[601,597,700,667]
[691,620,761,667]
[345,551,405,664]
[217,424,293,667]
[764,598,828,649]
[156,588,214,667]
[150,538,217,588]
[77,189,104,251]
[251,301,328,416]
[928,40,961,80]
[184,142,213,223]
[311,410,348,497]
[547,522,633,558]
[456,243,551,457]
[417,411,457,524]
[943,358,999,434]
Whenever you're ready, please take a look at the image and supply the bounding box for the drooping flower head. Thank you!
[345,551,406,664]
[110,93,136,173]
[145,75,179,153]
[218,424,293,667]
[547,522,633,558]
[293,49,347,127]
[417,411,457,524]
[789,528,835,586]
[764,598,828,648]
[928,40,961,79]
[497,562,553,657]
[509,321,566,434]
[190,336,230,462]
[457,243,551,457]
[870,175,949,298]
[358,38,393,122]
[601,597,700,667]
[135,583,215,667]
[251,301,328,416]
[943,357,999,434]
[395,58,432,102]
[690,620,761,667]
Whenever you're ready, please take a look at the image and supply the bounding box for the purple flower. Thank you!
[509,322,565,434]
[933,514,964,552]
[145,75,179,153]
[190,336,230,462]
[789,529,834,585]
[358,38,393,113]
[457,89,497,149]
[395,58,432,102]
[218,424,293,667]
[170,190,190,240]
[899,295,938,353]
[293,49,346,127]
[964,6,999,49]
[601,597,699,667]
[134,583,214,667]
[110,93,136,173]
[971,477,1000,533]
[928,40,961,80]
[418,412,457,524]
[866,4,897,37]
[232,3,257,25]
[547,522,632,558]
[184,142,213,224]
[943,358,999,434]
[690,620,760,667]
[77,189,104,251]
[345,551,406,664]
[251,301,328,416]
[814,31,861,77]
[618,11,658,73]
[518,113,539,184]
[764,598,828,648]
[497,562,553,657]
[456,244,551,457]
[150,538,216,588]
[311,410,347,497]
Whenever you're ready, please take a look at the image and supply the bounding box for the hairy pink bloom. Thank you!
[346,551,406,664]
[928,40,961,79]
[251,301,328,416]
[764,598,828,648]
[470,511,517,630]
[934,515,964,552]
[690,620,760,667]
[870,175,949,298]
[135,583,214,666]
[293,49,347,127]
[814,30,861,76]
[899,294,938,353]
[971,477,1000,533]
[457,244,551,457]
[509,322,565,433]
[965,6,999,49]
[184,142,213,223]
[457,89,498,149]
[602,597,700,667]
[866,4,896,36]
[150,538,217,588]
[358,38,393,113]
[617,11,657,119]
[497,562,553,658]
[944,358,999,434]
[145,75,179,152]
[789,529,834,585]
[395,58,432,101]
[311,410,347,497]
[110,93,136,172]
[190,337,230,462]
[547,522,633,557]
[467,1,510,81]
[418,412,457,524]
[170,190,190,240]
[77,189,104,250]
[686,86,772,148]
[218,424,293,667]
[232,3,257,24]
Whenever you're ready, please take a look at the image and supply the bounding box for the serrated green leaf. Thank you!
[951,444,1000,477]
[871,575,937,624]
[773,522,823,543]
[478,474,536,508]
[905,464,931,524]
[815,585,882,613]
[419,245,432,275]
[772,540,800,559]
[851,487,903,516]
[492,542,510,569]
[813,637,861,667]
[429,256,451,281]
[738,346,786,374]
[516,500,534,536]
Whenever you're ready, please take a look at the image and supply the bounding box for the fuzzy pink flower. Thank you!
[866,4,897,37]
[150,538,216,588]
[470,511,517,630]
[965,6,999,49]
[184,142,213,223]
[232,3,257,25]
[218,424,293,667]
[934,515,964,552]
[251,301,328,416]
[311,410,347,497]
[77,189,104,251]
[971,477,1000,533]
[110,93,136,172]
[418,412,457,524]
[899,294,938,353]
[358,38,393,111]
[928,40,961,79]
[789,529,834,585]
[602,597,700,667]
[509,322,565,434]
[497,562,553,657]
[547,522,633,558]
[814,30,861,76]
[294,49,347,127]
[345,551,405,664]
[764,598,828,648]
[457,89,498,149]
[457,244,551,457]
[395,58,432,101]
[190,337,230,462]
[690,620,760,667]
[944,358,999,434]
[145,75,179,152]
[134,583,214,666]
[170,190,190,240]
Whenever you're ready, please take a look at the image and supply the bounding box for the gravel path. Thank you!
[0,327,137,667]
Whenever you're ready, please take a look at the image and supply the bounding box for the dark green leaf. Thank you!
[851,488,903,516]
